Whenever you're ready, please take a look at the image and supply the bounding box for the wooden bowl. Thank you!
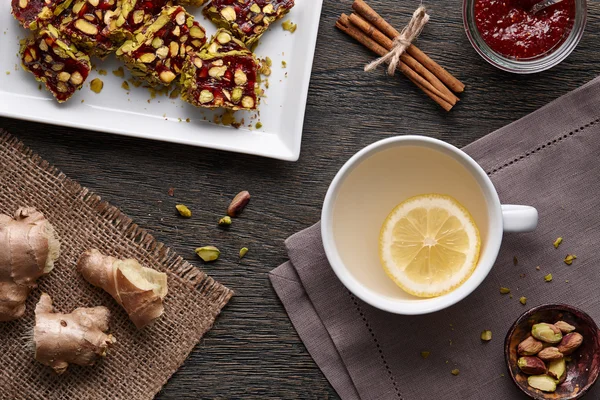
[504,304,600,399]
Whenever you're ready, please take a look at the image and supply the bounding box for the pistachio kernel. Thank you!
[420,351,430,359]
[553,237,563,248]
[216,31,231,44]
[175,204,192,218]
[451,369,460,376]
[220,6,236,21]
[218,216,232,226]
[282,20,297,33]
[195,246,220,262]
[519,296,527,305]
[90,78,104,93]
[239,247,249,258]
[480,330,492,341]
[564,254,576,265]
[500,287,510,294]
[200,90,214,103]
[544,273,553,282]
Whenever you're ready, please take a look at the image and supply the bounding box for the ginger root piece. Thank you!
[77,249,168,329]
[34,293,115,374]
[0,207,61,321]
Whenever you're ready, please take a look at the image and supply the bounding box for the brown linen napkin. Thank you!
[270,76,600,399]
[0,131,233,400]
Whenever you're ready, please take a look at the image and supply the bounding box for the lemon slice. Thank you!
[379,194,481,298]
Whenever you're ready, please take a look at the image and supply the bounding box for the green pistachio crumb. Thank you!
[186,118,191,123]
[500,287,510,294]
[98,69,107,76]
[420,351,430,359]
[481,330,492,341]
[256,122,263,129]
[113,67,125,77]
[564,254,576,265]
[451,369,460,376]
[553,237,563,248]
[219,216,232,226]
[90,78,103,93]
[121,81,130,91]
[239,247,249,258]
[500,373,505,377]
[282,20,297,33]
[5,71,10,75]
[519,296,527,305]
[265,56,272,67]
[544,273,553,282]
[175,204,192,218]
[281,60,287,68]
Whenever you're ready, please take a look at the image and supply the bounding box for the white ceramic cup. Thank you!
[321,136,538,315]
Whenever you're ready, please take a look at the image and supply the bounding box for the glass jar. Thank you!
[463,0,587,74]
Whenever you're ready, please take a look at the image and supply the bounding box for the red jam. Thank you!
[474,0,576,59]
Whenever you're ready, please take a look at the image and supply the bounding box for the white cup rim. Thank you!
[321,136,504,315]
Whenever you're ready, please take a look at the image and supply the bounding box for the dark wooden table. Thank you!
[2,1,600,398]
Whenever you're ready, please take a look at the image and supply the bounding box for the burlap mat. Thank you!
[0,130,233,400]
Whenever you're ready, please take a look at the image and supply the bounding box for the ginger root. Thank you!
[0,207,60,321]
[34,293,116,374]
[77,249,168,329]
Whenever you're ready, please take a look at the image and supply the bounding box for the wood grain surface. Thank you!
[2,0,600,398]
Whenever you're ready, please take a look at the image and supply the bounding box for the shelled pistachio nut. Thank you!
[554,321,576,334]
[527,375,557,393]
[195,246,220,262]
[517,357,547,375]
[557,332,583,355]
[531,323,563,344]
[537,347,563,361]
[518,336,543,356]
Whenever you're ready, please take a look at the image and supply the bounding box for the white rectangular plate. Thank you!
[0,1,322,161]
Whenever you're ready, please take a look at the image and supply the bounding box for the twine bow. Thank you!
[364,6,430,75]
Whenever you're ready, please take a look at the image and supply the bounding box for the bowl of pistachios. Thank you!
[504,304,600,399]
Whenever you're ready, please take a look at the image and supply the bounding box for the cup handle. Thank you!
[501,205,538,233]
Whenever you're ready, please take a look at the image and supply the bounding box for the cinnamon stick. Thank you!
[348,13,459,104]
[352,0,465,93]
[336,15,453,111]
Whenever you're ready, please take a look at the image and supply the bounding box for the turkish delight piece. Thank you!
[180,29,259,110]
[11,0,73,30]
[116,6,207,86]
[202,0,294,47]
[21,25,91,102]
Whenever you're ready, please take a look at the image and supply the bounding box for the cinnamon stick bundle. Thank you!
[336,0,465,111]
[336,15,454,111]
[352,0,465,94]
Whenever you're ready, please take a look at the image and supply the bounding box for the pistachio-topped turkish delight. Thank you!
[21,25,91,102]
[103,0,172,44]
[59,0,121,58]
[180,29,259,110]
[203,0,294,47]
[12,0,73,31]
[11,0,73,30]
[116,6,206,86]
